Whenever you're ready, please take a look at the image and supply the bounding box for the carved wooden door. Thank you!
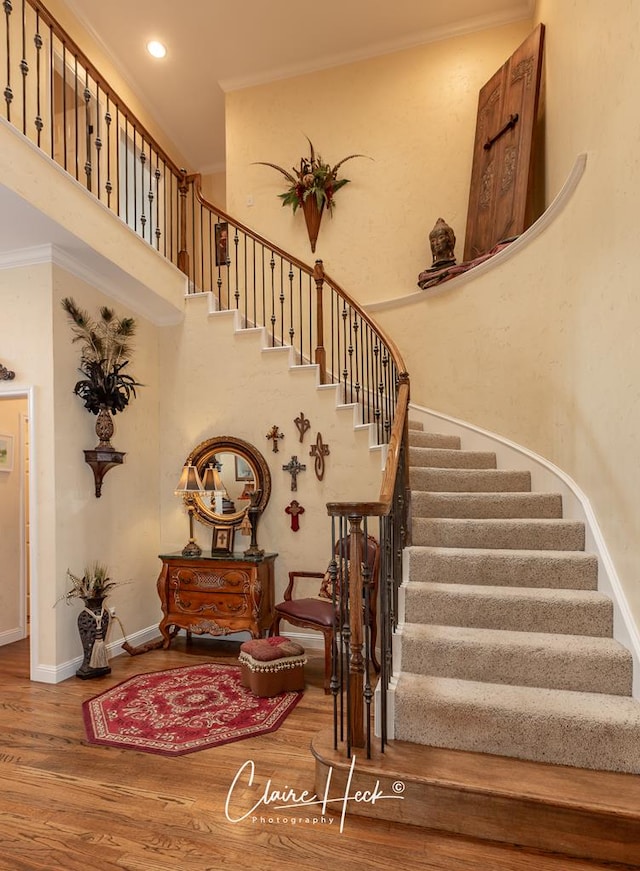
[463,24,545,261]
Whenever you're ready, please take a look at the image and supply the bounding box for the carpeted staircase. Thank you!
[392,421,640,774]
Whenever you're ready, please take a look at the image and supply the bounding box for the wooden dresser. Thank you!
[156,552,276,647]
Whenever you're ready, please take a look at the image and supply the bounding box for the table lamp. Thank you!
[174,463,206,556]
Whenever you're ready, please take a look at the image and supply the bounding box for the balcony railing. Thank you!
[2,0,411,755]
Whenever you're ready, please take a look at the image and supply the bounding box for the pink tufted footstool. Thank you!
[239,636,306,697]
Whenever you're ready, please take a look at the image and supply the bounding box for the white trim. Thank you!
[0,628,24,646]
[366,153,588,313]
[408,401,640,698]
[0,387,38,680]
[18,411,28,643]
[221,5,534,92]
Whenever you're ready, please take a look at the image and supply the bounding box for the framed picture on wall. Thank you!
[212,525,234,554]
[235,455,253,481]
[215,222,229,267]
[0,434,13,472]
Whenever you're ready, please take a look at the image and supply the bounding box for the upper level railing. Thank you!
[2,0,184,263]
[3,0,411,755]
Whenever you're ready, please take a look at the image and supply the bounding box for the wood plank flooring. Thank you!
[0,637,636,871]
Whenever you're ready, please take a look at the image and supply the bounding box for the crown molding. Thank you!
[220,5,534,92]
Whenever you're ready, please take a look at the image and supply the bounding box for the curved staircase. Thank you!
[313,421,640,864]
[393,421,640,773]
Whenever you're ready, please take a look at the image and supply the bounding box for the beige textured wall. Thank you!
[158,297,383,608]
[0,262,163,671]
[0,397,27,638]
[374,0,640,628]
[200,171,227,210]
[0,264,57,668]
[226,20,532,305]
[51,268,163,664]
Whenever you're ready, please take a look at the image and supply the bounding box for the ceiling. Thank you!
[63,0,533,173]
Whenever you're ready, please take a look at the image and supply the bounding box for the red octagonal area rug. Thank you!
[82,662,302,756]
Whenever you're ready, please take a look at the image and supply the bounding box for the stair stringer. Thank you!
[404,402,640,697]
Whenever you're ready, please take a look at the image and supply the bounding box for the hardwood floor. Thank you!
[0,637,635,871]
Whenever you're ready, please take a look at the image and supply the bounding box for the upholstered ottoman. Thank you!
[239,636,306,697]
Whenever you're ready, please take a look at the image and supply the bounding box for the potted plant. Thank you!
[61,297,142,449]
[58,562,120,679]
[255,138,369,252]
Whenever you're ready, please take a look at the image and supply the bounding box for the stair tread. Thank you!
[411,491,563,519]
[410,467,532,492]
[402,622,627,652]
[404,581,610,604]
[399,624,632,695]
[412,517,586,552]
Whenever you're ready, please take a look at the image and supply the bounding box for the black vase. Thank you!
[76,596,111,679]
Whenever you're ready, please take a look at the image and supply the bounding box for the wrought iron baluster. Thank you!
[83,73,92,191]
[269,251,276,346]
[33,10,43,147]
[287,263,294,347]
[104,98,112,206]
[278,260,285,347]
[94,83,101,197]
[47,20,53,156]
[154,163,161,250]
[73,54,78,180]
[3,0,13,121]
[19,0,26,134]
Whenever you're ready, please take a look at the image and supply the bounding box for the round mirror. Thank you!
[185,435,271,527]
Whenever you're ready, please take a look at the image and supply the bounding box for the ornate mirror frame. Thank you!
[185,435,271,528]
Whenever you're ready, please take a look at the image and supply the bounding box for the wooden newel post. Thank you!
[313,259,327,384]
[348,514,366,749]
[177,169,189,275]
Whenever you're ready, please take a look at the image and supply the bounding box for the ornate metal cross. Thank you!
[265,424,284,452]
[309,432,330,481]
[282,455,306,491]
[285,500,305,531]
[294,411,311,443]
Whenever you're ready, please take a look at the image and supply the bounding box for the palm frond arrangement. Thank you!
[58,563,119,604]
[61,297,142,415]
[255,137,370,214]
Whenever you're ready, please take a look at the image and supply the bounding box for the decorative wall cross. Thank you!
[0,361,15,381]
[285,500,305,531]
[265,424,284,453]
[294,412,311,443]
[282,455,306,491]
[309,432,330,481]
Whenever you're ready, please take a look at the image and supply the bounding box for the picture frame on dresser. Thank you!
[212,525,234,554]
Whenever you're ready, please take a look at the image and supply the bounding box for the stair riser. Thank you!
[410,468,531,492]
[403,589,612,636]
[411,492,563,519]
[400,633,631,695]
[408,432,461,449]
[405,547,599,590]
[313,731,640,865]
[409,447,497,469]
[394,688,640,775]
[405,589,613,638]
[412,518,585,551]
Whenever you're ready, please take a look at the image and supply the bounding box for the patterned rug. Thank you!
[82,662,302,756]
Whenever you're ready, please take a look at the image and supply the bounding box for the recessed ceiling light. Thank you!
[146,40,167,59]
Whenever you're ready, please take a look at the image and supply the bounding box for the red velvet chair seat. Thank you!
[274,598,334,628]
[271,535,380,692]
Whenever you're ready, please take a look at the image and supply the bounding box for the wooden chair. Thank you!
[271,535,380,692]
